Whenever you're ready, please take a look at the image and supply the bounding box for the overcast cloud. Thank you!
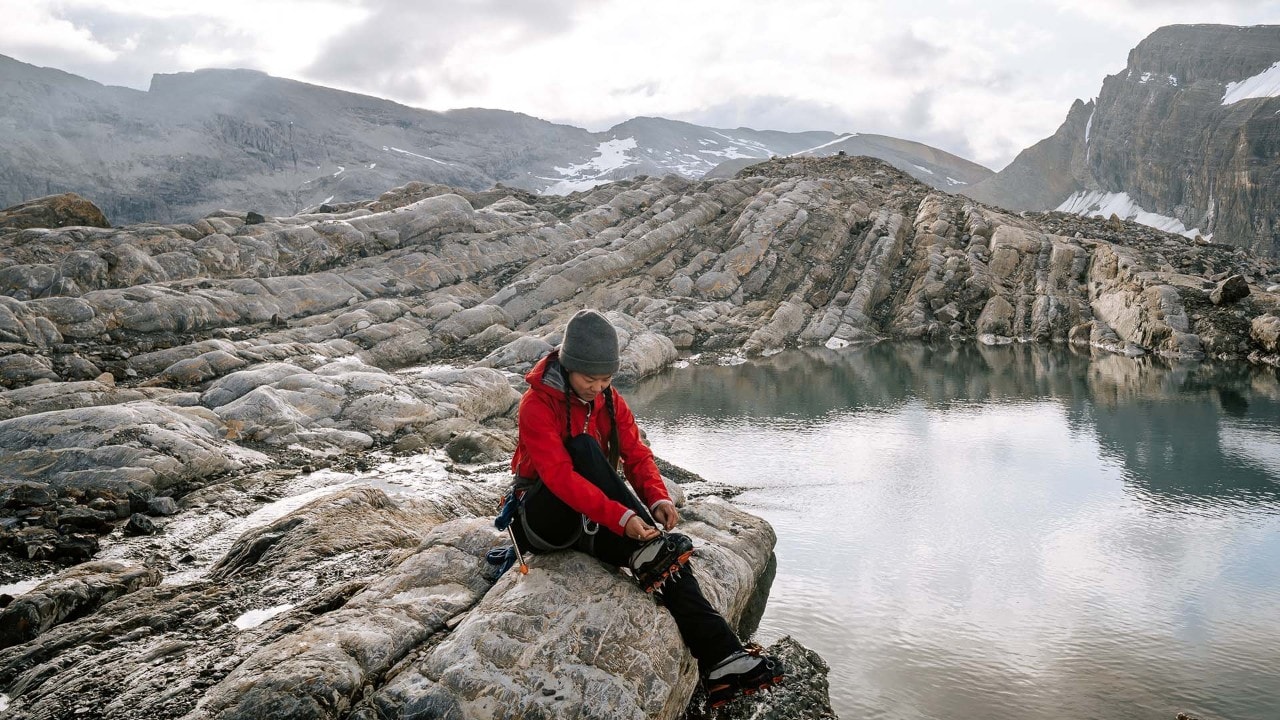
[1,0,1276,169]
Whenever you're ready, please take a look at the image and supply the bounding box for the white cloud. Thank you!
[0,1,118,64]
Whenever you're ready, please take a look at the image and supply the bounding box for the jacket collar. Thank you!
[526,351,595,406]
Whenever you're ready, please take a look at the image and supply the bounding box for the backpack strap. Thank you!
[603,387,621,472]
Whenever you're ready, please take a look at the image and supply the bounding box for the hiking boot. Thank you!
[704,644,785,708]
[628,532,694,593]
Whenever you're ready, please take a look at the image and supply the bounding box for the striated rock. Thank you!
[0,487,465,719]
[0,354,59,388]
[0,380,174,421]
[0,401,270,494]
[187,518,498,720]
[359,497,775,720]
[0,560,161,648]
[0,193,110,230]
[0,478,786,720]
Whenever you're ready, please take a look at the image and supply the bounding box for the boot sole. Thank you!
[707,674,784,708]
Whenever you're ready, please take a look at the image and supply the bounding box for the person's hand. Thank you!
[625,514,660,541]
[653,502,679,531]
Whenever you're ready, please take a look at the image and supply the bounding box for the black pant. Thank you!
[513,434,742,670]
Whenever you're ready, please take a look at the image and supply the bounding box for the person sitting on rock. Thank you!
[503,308,784,707]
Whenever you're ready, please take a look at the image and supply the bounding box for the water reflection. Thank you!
[629,343,1280,509]
[624,343,1280,720]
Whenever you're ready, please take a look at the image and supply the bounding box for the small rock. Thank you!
[1210,274,1250,305]
[124,514,160,537]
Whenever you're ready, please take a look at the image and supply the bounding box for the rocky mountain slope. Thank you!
[0,54,986,227]
[964,24,1280,257]
[1,156,1279,718]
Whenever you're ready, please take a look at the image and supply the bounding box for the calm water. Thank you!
[625,343,1280,720]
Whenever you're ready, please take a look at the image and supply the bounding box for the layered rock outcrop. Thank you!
[1,154,1277,717]
[966,24,1280,257]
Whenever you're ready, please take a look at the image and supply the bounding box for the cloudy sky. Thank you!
[2,0,1277,169]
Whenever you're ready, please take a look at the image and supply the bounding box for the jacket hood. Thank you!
[525,350,570,398]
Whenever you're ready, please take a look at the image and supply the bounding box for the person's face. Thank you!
[568,371,612,402]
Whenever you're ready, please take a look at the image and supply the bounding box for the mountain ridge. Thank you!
[0,54,990,225]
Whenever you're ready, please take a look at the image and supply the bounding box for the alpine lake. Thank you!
[624,342,1280,720]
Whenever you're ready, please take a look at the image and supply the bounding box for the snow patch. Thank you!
[0,578,44,596]
[541,137,639,195]
[385,146,452,166]
[945,177,966,186]
[1136,72,1178,87]
[332,166,344,177]
[368,163,377,169]
[0,694,9,712]
[711,131,772,153]
[1056,190,1205,238]
[911,163,935,175]
[554,137,638,176]
[322,195,334,204]
[825,337,849,350]
[233,604,295,630]
[1222,60,1280,105]
[698,147,760,160]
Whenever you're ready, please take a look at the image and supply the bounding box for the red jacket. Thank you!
[511,351,671,535]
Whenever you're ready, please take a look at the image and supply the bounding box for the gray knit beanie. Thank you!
[559,309,619,375]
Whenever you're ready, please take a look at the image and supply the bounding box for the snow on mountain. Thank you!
[1222,60,1280,105]
[540,137,641,194]
[1056,190,1207,239]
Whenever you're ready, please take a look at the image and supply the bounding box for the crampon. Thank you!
[704,643,785,708]
[628,531,694,593]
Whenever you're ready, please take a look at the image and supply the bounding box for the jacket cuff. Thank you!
[617,509,636,532]
[649,498,674,514]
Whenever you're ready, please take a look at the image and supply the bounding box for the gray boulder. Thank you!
[365,498,775,720]
[1210,274,1250,305]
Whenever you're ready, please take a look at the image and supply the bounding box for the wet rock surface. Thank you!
[3,155,1279,717]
